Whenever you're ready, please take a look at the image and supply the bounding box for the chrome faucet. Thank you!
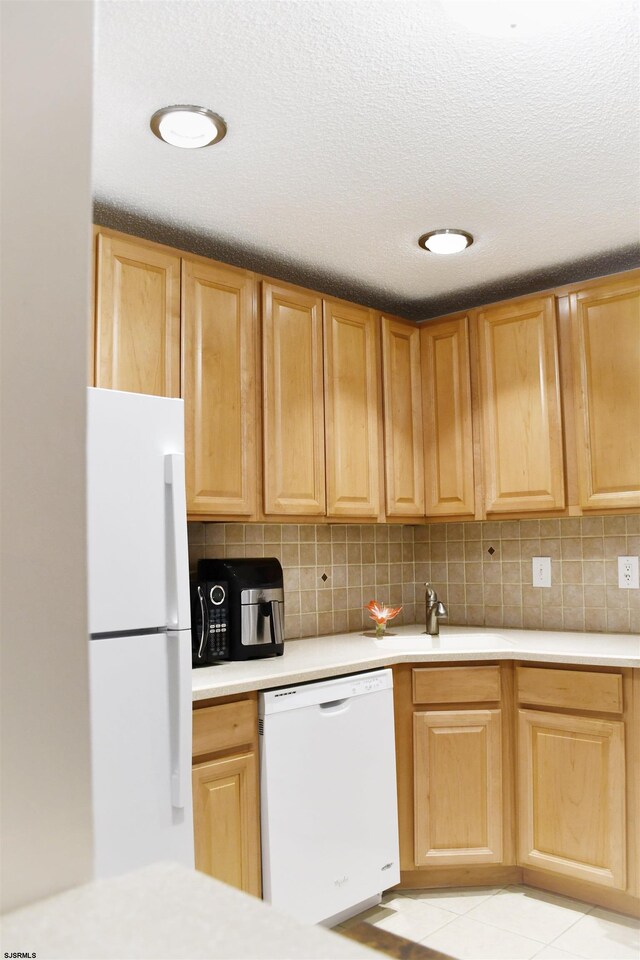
[425,583,447,636]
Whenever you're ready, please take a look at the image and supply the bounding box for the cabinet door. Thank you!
[324,301,381,517]
[381,317,425,517]
[262,283,325,515]
[477,295,565,513]
[94,232,181,396]
[182,259,258,517]
[192,751,261,897]
[421,316,475,517]
[413,709,503,865]
[569,277,640,510]
[517,709,626,889]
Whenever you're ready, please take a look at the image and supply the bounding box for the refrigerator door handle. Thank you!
[168,630,190,810]
[164,453,190,631]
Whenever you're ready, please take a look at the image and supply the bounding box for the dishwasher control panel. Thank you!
[260,669,393,715]
[350,675,386,696]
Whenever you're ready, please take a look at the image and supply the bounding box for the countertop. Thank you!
[192,624,640,700]
[0,862,382,960]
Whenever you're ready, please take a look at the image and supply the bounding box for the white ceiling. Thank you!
[93,0,640,319]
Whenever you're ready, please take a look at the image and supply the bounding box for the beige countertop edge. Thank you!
[0,862,382,960]
[192,625,640,701]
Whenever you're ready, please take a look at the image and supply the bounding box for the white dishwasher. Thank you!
[259,669,400,926]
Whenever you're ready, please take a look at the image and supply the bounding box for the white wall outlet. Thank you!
[532,557,552,588]
[618,556,639,589]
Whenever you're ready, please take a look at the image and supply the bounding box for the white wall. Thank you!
[0,1,95,912]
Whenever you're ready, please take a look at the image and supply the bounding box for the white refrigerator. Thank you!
[87,387,194,879]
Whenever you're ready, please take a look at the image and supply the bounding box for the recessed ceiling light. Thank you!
[150,105,227,149]
[418,229,474,255]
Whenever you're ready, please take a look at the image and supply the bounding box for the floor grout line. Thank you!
[420,912,465,938]
[543,902,640,958]
[405,889,597,953]
[545,909,595,951]
[418,911,551,946]
[368,903,464,943]
[528,948,577,960]
[399,885,508,914]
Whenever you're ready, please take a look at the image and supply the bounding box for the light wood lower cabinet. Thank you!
[192,696,261,897]
[414,709,503,865]
[192,751,261,895]
[394,664,511,881]
[395,662,639,916]
[515,664,631,897]
[517,708,626,890]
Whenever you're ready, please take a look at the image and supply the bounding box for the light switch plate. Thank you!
[618,556,639,589]
[532,557,551,588]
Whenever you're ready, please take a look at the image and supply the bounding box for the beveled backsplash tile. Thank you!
[540,518,560,538]
[604,515,627,535]
[523,604,543,629]
[187,514,639,639]
[581,516,604,537]
[627,515,640,534]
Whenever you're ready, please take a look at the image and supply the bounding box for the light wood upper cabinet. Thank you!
[381,317,425,518]
[517,708,626,890]
[569,276,640,511]
[477,295,565,514]
[262,283,325,515]
[90,226,638,523]
[421,315,475,517]
[324,301,381,518]
[94,231,181,396]
[182,258,258,517]
[414,709,503,866]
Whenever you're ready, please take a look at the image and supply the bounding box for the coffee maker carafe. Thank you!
[191,557,284,665]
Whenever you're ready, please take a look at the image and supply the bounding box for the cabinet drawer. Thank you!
[413,666,501,704]
[192,698,257,759]
[517,667,623,714]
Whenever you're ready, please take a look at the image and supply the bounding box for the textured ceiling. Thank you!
[93,1,640,320]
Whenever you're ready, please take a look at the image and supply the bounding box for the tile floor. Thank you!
[337,885,640,960]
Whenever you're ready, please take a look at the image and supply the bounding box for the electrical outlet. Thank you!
[532,557,551,588]
[618,556,639,589]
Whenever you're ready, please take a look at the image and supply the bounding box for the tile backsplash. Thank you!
[188,515,639,639]
[188,523,417,639]
[417,515,639,635]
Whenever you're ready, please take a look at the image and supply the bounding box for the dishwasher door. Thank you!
[259,669,400,925]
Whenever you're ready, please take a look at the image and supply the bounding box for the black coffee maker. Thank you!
[191,557,285,666]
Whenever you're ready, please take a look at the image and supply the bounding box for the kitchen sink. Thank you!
[373,632,514,652]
